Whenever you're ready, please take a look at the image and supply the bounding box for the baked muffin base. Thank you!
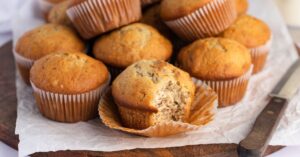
[250,37,272,74]
[193,66,253,107]
[31,75,110,123]
[13,51,34,85]
[165,0,237,41]
[99,81,218,137]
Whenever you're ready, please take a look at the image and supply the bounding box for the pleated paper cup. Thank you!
[31,75,110,123]
[141,0,160,7]
[66,0,142,39]
[99,81,218,137]
[165,0,237,41]
[13,51,34,85]
[193,65,253,108]
[250,37,272,74]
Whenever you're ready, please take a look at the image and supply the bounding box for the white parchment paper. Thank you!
[14,0,300,156]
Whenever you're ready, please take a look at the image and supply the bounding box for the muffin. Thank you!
[141,0,161,7]
[93,23,172,78]
[177,38,252,107]
[14,24,85,84]
[112,59,195,129]
[161,0,237,41]
[66,0,142,39]
[235,0,248,16]
[47,0,73,27]
[220,15,272,74]
[30,52,110,123]
[38,0,67,16]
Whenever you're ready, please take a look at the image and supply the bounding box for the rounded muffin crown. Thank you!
[15,24,85,60]
[160,0,212,21]
[221,15,271,48]
[177,38,252,80]
[112,59,195,112]
[93,23,172,68]
[48,0,73,26]
[30,52,109,94]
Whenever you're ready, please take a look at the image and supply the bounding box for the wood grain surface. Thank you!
[0,41,284,157]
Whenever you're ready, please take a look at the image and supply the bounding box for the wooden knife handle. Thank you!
[237,97,288,157]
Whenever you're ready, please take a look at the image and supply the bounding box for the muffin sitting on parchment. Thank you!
[14,24,85,85]
[220,15,272,74]
[93,23,172,78]
[177,38,252,107]
[47,0,73,27]
[112,60,195,129]
[30,52,110,123]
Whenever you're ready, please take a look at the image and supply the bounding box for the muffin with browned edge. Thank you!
[177,38,252,107]
[66,0,142,39]
[220,15,272,74]
[93,23,172,78]
[161,0,237,41]
[47,0,73,27]
[30,52,110,123]
[112,59,195,129]
[14,24,85,85]
[141,0,161,7]
[235,0,248,16]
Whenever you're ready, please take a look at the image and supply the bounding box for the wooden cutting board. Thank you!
[0,41,283,157]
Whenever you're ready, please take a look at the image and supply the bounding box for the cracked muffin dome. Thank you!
[112,60,195,129]
[15,24,85,61]
[48,0,73,27]
[93,23,172,68]
[177,38,251,80]
[30,52,109,94]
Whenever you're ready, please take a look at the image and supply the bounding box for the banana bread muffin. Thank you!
[235,0,248,16]
[30,52,110,123]
[220,15,271,74]
[14,24,85,84]
[161,0,237,40]
[112,59,195,129]
[177,38,252,107]
[47,0,73,27]
[66,0,142,39]
[93,23,172,78]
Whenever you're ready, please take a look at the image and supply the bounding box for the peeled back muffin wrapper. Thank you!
[30,75,111,123]
[38,0,55,14]
[250,35,272,74]
[99,81,218,137]
[193,65,253,107]
[164,0,237,41]
[66,0,142,39]
[13,50,35,84]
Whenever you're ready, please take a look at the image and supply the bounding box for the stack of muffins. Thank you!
[13,0,271,136]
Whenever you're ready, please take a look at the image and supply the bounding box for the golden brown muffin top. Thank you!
[160,0,212,21]
[141,4,174,39]
[30,52,109,94]
[46,0,67,4]
[177,38,251,80]
[220,15,271,48]
[236,0,248,16]
[15,24,85,60]
[48,0,73,27]
[93,23,172,68]
[112,59,195,112]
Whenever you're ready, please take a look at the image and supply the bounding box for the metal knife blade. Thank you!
[270,59,300,99]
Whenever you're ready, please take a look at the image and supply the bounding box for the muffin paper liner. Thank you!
[193,65,253,107]
[66,0,142,39]
[99,81,218,137]
[13,51,34,85]
[165,0,237,41]
[250,36,272,74]
[141,0,160,7]
[31,75,111,123]
[38,0,54,15]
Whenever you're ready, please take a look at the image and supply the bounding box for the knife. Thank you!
[238,59,300,157]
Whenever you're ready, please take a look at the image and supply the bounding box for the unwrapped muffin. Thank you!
[47,0,73,27]
[30,52,110,123]
[220,15,271,74]
[66,0,142,39]
[235,0,248,16]
[93,23,172,78]
[177,38,252,107]
[112,60,195,129]
[161,0,237,41]
[14,24,85,84]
